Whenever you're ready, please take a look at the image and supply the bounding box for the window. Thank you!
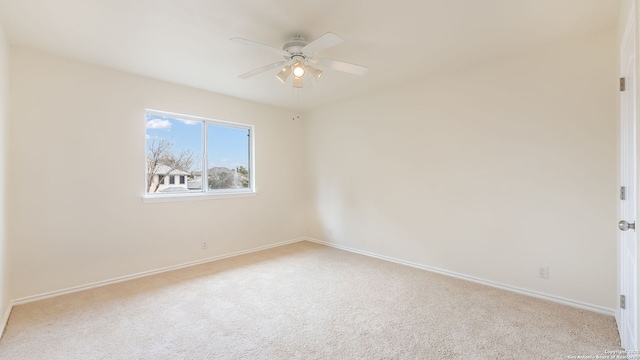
[145,109,253,198]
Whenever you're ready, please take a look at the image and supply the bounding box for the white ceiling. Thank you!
[0,0,622,111]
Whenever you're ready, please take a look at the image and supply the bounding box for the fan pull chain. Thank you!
[293,86,301,109]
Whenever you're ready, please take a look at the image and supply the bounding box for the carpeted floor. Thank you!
[0,241,621,359]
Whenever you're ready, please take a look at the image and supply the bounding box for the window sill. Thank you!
[142,191,256,203]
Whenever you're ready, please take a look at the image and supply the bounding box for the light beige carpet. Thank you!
[0,241,621,359]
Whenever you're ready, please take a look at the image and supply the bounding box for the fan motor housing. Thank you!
[282,36,307,56]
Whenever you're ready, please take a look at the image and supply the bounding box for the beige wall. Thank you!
[8,47,307,299]
[0,21,9,319]
[304,28,618,309]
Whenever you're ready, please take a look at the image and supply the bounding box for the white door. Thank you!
[619,4,638,351]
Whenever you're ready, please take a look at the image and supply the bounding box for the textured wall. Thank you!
[304,28,618,309]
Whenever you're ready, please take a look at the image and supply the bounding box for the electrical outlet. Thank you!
[537,266,549,279]
[201,241,208,250]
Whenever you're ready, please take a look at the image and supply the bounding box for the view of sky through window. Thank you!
[145,113,249,171]
[207,124,249,170]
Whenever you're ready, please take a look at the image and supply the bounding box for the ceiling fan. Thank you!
[230,32,368,88]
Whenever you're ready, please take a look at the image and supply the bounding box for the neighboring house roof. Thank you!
[154,164,190,176]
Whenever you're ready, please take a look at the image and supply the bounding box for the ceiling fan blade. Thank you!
[308,58,368,76]
[301,32,344,56]
[238,61,287,79]
[230,37,290,57]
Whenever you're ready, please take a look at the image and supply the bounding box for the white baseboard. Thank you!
[10,237,305,307]
[304,238,616,317]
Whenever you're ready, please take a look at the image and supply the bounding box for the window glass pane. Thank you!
[146,114,202,194]
[207,124,250,191]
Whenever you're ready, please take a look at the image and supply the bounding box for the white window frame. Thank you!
[143,109,256,203]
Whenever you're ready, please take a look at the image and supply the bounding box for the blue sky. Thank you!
[146,113,249,171]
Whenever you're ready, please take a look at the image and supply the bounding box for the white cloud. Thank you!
[146,119,171,129]
[182,120,199,125]
[145,134,150,139]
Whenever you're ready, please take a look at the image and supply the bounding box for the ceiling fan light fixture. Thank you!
[276,65,292,83]
[306,65,322,80]
[293,76,303,88]
[292,62,305,78]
